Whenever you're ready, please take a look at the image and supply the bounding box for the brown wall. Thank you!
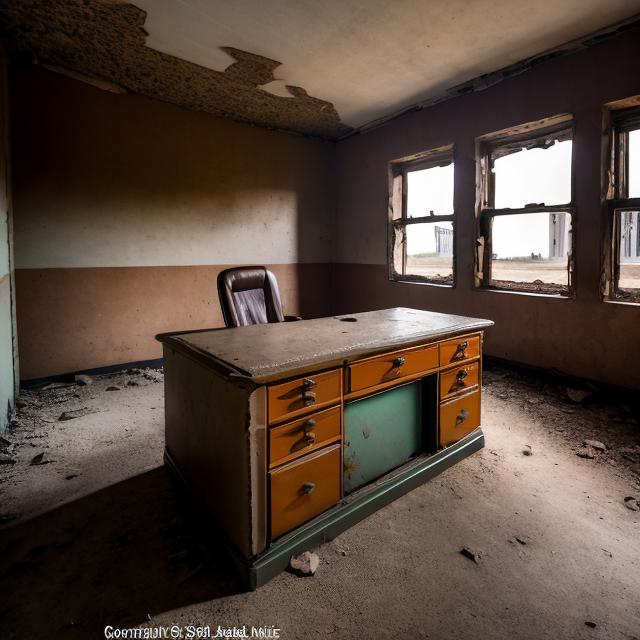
[333,25,640,390]
[11,65,335,379]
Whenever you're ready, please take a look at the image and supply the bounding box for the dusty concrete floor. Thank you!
[0,364,639,640]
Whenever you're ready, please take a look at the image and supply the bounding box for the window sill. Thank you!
[476,286,572,300]
[389,276,454,288]
[603,298,640,307]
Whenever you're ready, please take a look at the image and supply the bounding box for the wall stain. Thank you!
[0,0,352,140]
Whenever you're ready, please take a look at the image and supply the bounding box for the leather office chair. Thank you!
[217,266,300,328]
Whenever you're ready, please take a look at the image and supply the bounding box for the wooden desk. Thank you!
[158,307,493,588]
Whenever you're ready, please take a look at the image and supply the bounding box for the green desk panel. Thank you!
[344,382,422,494]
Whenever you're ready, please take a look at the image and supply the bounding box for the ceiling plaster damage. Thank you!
[0,0,352,140]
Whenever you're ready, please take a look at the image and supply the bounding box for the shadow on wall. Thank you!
[0,467,241,638]
[11,65,336,378]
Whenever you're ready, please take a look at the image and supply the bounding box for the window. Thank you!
[389,145,455,285]
[603,101,640,303]
[476,115,574,296]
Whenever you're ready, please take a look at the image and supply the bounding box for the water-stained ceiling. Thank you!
[1,0,639,140]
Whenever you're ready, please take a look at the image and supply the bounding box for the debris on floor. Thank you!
[0,365,165,524]
[460,547,481,564]
[522,445,533,456]
[59,407,93,421]
[583,439,606,451]
[565,388,591,403]
[30,452,54,466]
[623,496,639,511]
[289,551,320,576]
[0,452,16,464]
[74,374,93,386]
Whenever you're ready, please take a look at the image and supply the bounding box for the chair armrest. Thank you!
[284,315,302,322]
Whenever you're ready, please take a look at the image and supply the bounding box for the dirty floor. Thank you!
[0,365,639,640]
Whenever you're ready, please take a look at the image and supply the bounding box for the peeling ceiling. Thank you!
[1,0,640,139]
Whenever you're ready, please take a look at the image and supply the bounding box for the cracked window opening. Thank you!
[477,119,574,296]
[389,147,455,286]
[604,104,640,304]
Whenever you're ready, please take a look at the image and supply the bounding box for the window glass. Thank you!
[491,212,571,290]
[405,221,453,282]
[617,209,640,292]
[406,163,454,217]
[493,140,572,209]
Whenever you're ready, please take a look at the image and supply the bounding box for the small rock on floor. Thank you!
[30,452,53,466]
[584,621,597,628]
[577,447,596,459]
[460,547,481,564]
[289,551,320,576]
[0,452,16,464]
[566,388,591,403]
[623,496,639,511]
[59,408,89,421]
[106,385,121,391]
[583,439,606,451]
[522,445,533,456]
[74,374,93,386]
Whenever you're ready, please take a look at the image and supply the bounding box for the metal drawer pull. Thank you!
[392,356,406,368]
[303,432,316,445]
[302,391,316,406]
[302,419,316,432]
[456,409,470,425]
[302,378,317,389]
[456,369,468,387]
[453,341,469,360]
[302,482,316,495]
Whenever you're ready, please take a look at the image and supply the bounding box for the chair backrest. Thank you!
[217,266,285,328]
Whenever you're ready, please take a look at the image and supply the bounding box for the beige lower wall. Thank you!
[16,263,332,380]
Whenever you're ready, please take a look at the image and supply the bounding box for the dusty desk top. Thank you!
[159,307,494,383]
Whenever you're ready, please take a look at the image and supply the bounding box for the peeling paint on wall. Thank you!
[0,0,352,140]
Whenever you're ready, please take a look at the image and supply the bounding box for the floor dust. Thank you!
[0,364,639,639]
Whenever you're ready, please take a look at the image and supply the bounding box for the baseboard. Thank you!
[20,357,164,389]
[483,354,639,398]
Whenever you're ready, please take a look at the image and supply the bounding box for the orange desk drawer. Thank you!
[348,345,438,393]
[269,406,341,468]
[439,390,481,448]
[439,335,480,367]
[268,369,341,424]
[440,361,480,401]
[270,444,341,539]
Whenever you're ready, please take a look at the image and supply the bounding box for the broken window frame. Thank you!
[602,101,640,304]
[475,115,576,297]
[388,145,455,286]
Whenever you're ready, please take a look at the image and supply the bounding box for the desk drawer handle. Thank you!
[456,369,468,387]
[302,391,316,406]
[301,482,316,495]
[453,342,469,360]
[302,378,317,389]
[456,409,470,426]
[302,419,316,433]
[303,432,316,445]
[393,356,406,368]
